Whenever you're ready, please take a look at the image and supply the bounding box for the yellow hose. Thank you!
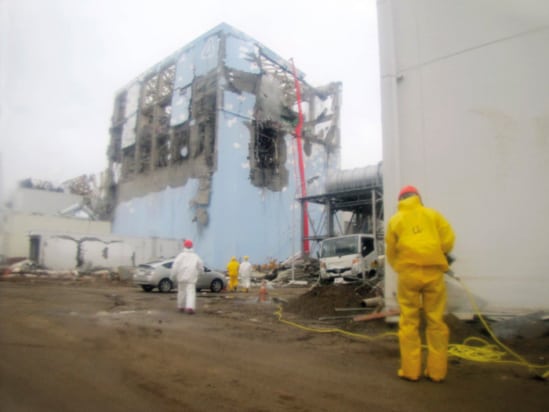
[448,278,549,378]
[274,306,398,340]
[274,279,549,379]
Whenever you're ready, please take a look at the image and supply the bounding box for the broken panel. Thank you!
[310,83,341,148]
[222,89,255,119]
[173,51,193,89]
[170,86,191,127]
[194,34,220,77]
[126,82,141,116]
[190,74,217,162]
[225,35,260,74]
[120,82,142,150]
[121,113,137,149]
[256,73,286,122]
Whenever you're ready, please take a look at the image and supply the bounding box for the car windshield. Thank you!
[321,236,359,258]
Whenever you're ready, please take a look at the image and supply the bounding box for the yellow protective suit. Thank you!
[226,257,240,292]
[386,195,455,381]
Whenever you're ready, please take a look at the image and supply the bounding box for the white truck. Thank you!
[318,233,383,284]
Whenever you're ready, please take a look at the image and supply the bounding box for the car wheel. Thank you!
[210,278,224,293]
[141,285,154,292]
[158,278,173,293]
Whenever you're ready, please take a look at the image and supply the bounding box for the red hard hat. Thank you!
[398,185,419,200]
[183,239,193,249]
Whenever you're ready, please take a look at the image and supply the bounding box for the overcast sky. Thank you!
[0,0,382,200]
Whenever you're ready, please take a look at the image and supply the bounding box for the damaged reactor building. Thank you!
[104,23,341,269]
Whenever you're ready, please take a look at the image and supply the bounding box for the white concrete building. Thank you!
[1,187,180,269]
[378,0,549,311]
[0,187,111,260]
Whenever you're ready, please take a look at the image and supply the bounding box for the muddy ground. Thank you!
[0,277,548,412]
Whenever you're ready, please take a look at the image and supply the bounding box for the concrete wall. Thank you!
[378,0,549,311]
[33,231,180,270]
[2,213,111,258]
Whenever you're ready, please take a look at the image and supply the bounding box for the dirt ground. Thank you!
[1,277,548,412]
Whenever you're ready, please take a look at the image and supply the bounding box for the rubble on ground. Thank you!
[284,283,382,319]
[1,260,125,281]
[265,254,320,283]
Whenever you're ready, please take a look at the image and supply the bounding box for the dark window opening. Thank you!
[172,126,190,163]
[249,120,288,190]
[255,121,278,169]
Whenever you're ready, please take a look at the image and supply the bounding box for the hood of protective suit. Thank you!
[386,195,455,273]
[397,194,421,210]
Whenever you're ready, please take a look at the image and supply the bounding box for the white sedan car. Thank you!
[133,258,227,293]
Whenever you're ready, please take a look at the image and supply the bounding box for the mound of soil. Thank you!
[284,284,379,319]
[283,284,491,343]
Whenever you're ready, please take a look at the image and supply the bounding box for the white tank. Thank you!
[326,162,382,193]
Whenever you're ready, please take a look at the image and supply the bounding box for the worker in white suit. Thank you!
[239,256,253,293]
[171,239,204,314]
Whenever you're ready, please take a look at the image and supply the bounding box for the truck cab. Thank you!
[318,234,382,283]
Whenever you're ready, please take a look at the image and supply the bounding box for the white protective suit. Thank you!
[239,259,253,291]
[170,247,204,313]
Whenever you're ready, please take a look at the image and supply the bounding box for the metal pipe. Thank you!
[361,296,384,307]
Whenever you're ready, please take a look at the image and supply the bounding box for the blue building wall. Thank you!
[110,24,340,270]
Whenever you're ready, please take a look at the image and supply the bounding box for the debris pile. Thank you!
[1,260,125,282]
[62,174,97,196]
[265,254,320,283]
[284,283,379,319]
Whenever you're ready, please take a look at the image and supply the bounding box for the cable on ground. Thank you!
[274,305,398,341]
[448,277,549,378]
[273,278,549,379]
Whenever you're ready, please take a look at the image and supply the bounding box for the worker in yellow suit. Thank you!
[226,256,240,292]
[385,185,455,382]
